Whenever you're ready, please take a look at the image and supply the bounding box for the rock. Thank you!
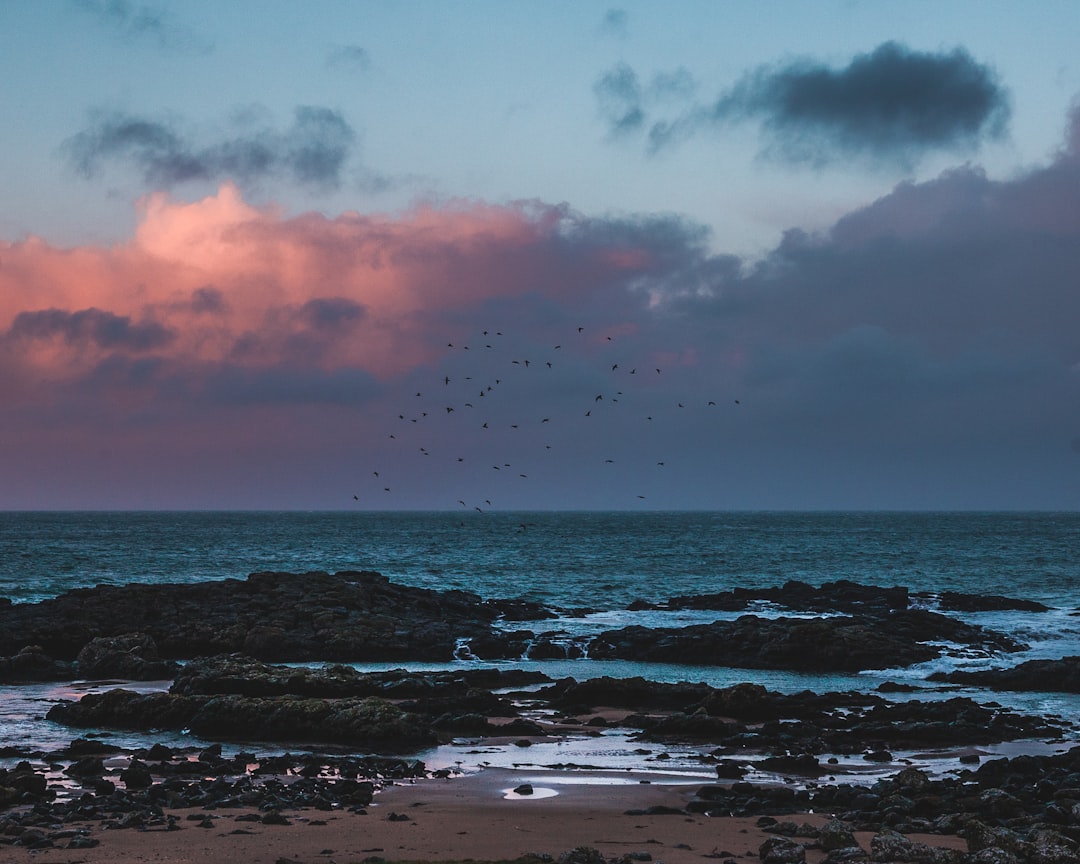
[0,645,74,682]
[0,571,503,662]
[758,754,826,776]
[759,836,806,863]
[76,633,178,680]
[1029,828,1078,864]
[558,848,607,864]
[47,689,439,751]
[818,819,859,852]
[585,609,1022,672]
[119,759,153,789]
[868,828,913,862]
[928,656,1080,694]
[513,784,534,795]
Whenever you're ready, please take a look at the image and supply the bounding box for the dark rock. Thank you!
[928,656,1080,694]
[0,571,502,662]
[758,754,826,776]
[930,591,1051,613]
[0,645,74,682]
[759,836,805,863]
[120,759,153,789]
[47,688,438,751]
[818,819,859,852]
[586,609,1022,672]
[76,633,178,680]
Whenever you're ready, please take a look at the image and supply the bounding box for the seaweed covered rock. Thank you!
[46,688,437,751]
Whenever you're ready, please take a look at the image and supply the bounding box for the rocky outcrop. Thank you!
[0,645,73,682]
[661,579,911,615]
[170,654,548,698]
[75,633,178,680]
[0,571,499,662]
[581,610,1023,672]
[46,688,438,751]
[928,656,1080,693]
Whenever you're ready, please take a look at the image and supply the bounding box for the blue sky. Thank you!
[1,1,1079,509]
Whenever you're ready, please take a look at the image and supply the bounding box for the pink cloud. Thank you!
[0,185,661,396]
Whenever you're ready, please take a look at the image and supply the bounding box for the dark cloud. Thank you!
[327,44,371,72]
[189,286,228,315]
[298,297,366,331]
[64,106,357,192]
[7,308,174,351]
[724,42,1009,165]
[72,0,213,54]
[652,42,1010,167]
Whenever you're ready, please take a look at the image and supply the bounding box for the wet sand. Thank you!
[23,768,967,864]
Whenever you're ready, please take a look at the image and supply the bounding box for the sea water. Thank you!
[2,511,1079,765]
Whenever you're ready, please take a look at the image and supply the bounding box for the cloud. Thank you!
[598,8,628,38]
[625,43,1009,168]
[72,0,213,54]
[63,106,357,192]
[593,63,645,136]
[4,108,1080,506]
[327,44,371,73]
[8,308,175,351]
[594,63,696,139]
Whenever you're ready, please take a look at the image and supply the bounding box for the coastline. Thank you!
[19,768,969,864]
[3,571,1080,862]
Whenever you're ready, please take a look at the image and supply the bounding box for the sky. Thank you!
[1,1,1079,511]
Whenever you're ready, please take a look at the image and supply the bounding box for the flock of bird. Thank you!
[354,323,741,511]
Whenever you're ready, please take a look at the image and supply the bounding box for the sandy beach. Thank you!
[15,767,970,864]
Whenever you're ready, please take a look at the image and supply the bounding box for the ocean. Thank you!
[2,510,1079,770]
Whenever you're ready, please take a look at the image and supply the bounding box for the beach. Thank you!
[15,768,973,864]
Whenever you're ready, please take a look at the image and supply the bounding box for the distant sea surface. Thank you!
[2,511,1080,758]
[2,510,1078,607]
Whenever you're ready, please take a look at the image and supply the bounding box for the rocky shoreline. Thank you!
[2,573,1079,861]
[0,572,1057,677]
